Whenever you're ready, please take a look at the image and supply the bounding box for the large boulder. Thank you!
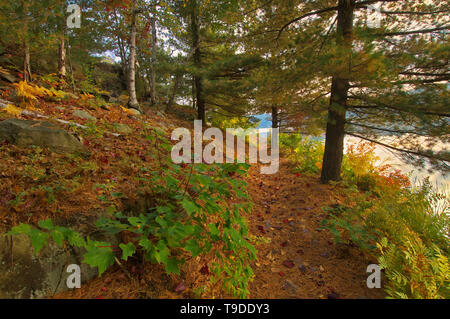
[0,234,97,298]
[0,118,87,154]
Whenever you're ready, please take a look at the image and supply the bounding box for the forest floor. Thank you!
[0,85,385,299]
[53,160,385,299]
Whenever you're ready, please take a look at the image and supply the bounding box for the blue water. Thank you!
[254,114,272,129]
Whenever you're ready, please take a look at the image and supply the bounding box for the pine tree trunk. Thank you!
[320,0,355,183]
[127,0,140,111]
[166,74,180,112]
[191,1,205,123]
[149,15,157,105]
[192,78,196,109]
[271,106,278,129]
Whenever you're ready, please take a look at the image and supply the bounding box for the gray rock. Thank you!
[73,110,97,122]
[112,123,132,134]
[0,118,87,154]
[0,234,97,299]
[0,70,17,83]
[128,108,142,116]
[0,212,120,299]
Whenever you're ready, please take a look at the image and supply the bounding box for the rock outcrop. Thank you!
[0,118,87,154]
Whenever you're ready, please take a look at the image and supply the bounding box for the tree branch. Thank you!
[378,26,449,37]
[276,6,338,39]
[345,132,449,162]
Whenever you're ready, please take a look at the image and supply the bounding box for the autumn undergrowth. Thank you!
[9,128,256,298]
[281,133,450,299]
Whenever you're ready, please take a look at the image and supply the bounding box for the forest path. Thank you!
[53,158,386,299]
[245,159,385,299]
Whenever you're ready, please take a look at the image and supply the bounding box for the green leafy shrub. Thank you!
[322,178,449,299]
[8,128,256,298]
[280,133,324,175]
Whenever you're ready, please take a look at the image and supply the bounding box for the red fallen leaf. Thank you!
[283,260,295,268]
[83,140,90,146]
[279,271,285,276]
[18,73,23,79]
[96,296,103,299]
[297,249,304,255]
[101,287,107,292]
[257,214,262,218]
[175,282,186,292]
[200,265,210,275]
[306,183,311,188]
[281,241,288,247]
[282,219,289,224]
[296,173,300,177]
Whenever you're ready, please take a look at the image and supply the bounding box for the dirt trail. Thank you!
[245,159,385,299]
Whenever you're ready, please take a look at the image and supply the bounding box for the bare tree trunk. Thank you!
[149,15,157,105]
[127,0,140,111]
[320,0,355,183]
[23,40,32,82]
[58,31,66,78]
[166,74,181,112]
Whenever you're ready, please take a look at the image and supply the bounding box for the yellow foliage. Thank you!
[80,93,94,100]
[119,105,138,116]
[2,104,23,116]
[13,81,57,108]
[346,142,380,177]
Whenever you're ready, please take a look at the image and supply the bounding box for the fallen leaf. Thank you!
[283,260,295,268]
[175,282,186,293]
